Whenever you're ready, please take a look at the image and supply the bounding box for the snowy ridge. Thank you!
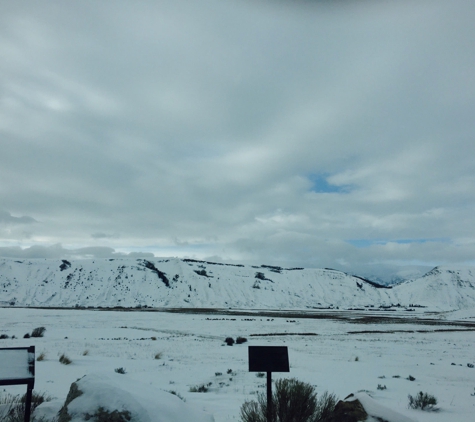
[1,258,475,311]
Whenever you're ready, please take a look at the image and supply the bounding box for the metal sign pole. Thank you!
[24,384,33,422]
[267,371,272,422]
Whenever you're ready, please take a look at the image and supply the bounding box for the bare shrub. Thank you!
[36,352,46,362]
[189,383,211,393]
[314,391,338,422]
[0,391,52,422]
[114,367,127,374]
[168,391,185,401]
[154,352,162,360]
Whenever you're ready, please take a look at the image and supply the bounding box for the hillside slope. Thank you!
[1,258,474,311]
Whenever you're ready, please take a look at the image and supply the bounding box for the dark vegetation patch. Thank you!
[205,318,237,321]
[194,269,212,277]
[59,259,71,271]
[347,328,475,335]
[250,332,318,337]
[351,274,391,289]
[182,258,244,267]
[31,326,46,337]
[260,265,282,273]
[255,272,273,283]
[140,260,170,287]
[159,308,475,328]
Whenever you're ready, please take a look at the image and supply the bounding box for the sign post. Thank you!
[0,346,35,422]
[248,346,289,422]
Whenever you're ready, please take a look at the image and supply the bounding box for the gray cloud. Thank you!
[1,0,474,279]
[0,244,154,260]
[91,232,118,240]
[0,210,37,225]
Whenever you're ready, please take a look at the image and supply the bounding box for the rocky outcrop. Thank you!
[328,396,367,422]
[58,377,84,422]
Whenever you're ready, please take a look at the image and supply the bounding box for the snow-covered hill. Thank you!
[1,258,474,312]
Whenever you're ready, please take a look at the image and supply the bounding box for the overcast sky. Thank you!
[1,0,474,280]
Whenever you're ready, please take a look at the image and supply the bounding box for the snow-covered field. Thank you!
[1,307,475,421]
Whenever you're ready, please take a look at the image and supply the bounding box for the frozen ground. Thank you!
[1,307,475,421]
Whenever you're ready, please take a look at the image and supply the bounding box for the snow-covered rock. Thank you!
[46,372,214,422]
[347,392,416,422]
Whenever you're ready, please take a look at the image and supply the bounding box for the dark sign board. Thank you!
[248,346,289,373]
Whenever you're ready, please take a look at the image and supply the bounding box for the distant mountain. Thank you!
[0,258,474,312]
[391,266,475,311]
[352,265,430,286]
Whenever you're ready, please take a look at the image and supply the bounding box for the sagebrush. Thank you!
[240,378,337,422]
[408,391,438,411]
[31,327,46,338]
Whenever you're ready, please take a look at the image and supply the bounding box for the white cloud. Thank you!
[0,0,474,279]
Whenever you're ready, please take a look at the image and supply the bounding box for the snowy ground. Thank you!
[1,307,475,421]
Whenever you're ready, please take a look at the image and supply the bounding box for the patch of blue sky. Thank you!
[307,173,353,194]
[347,238,451,248]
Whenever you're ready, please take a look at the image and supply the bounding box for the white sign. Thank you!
[0,348,34,382]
